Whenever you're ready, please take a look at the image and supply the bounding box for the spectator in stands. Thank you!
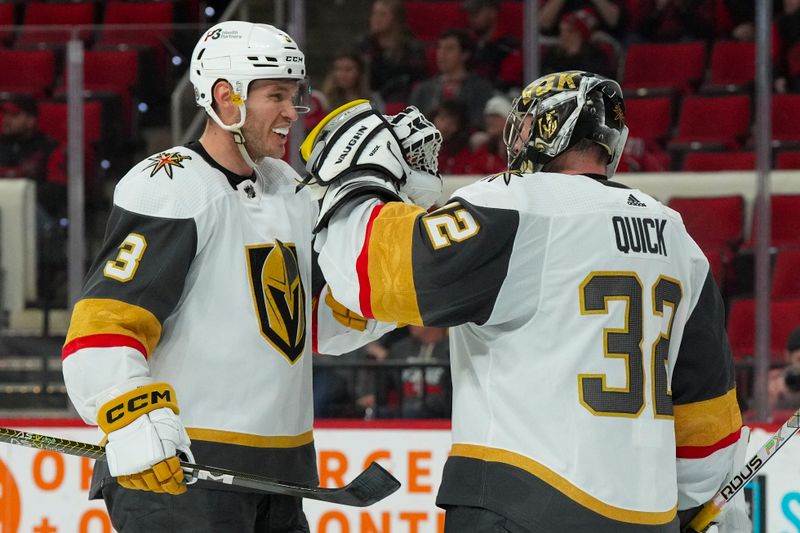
[768,327,800,413]
[0,95,68,306]
[409,28,496,130]
[775,0,800,92]
[433,99,483,175]
[0,95,66,222]
[321,50,384,112]
[357,0,427,103]
[540,8,615,79]
[462,0,521,90]
[631,0,715,43]
[394,326,451,418]
[723,0,755,41]
[539,0,625,40]
[355,327,451,419]
[471,94,512,174]
[312,355,360,418]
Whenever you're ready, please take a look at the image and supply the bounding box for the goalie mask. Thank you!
[190,21,310,166]
[504,71,628,177]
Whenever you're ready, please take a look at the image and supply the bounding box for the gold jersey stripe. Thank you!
[450,444,677,525]
[367,203,424,325]
[187,428,314,449]
[674,388,742,447]
[65,298,162,356]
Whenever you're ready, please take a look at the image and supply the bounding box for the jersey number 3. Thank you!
[104,233,147,282]
[579,272,682,418]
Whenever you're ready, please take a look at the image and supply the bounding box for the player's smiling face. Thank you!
[241,79,299,159]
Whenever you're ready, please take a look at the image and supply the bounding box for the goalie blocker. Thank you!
[300,100,443,232]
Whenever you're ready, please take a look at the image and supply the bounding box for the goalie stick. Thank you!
[0,426,400,507]
[684,407,800,532]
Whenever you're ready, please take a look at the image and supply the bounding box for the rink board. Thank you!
[0,420,798,532]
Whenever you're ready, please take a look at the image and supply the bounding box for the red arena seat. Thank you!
[623,42,707,94]
[0,49,56,97]
[771,250,800,300]
[669,94,751,149]
[624,96,674,144]
[37,100,103,147]
[727,298,755,360]
[682,151,755,171]
[702,40,755,92]
[772,94,800,147]
[667,195,744,249]
[404,2,466,43]
[97,1,174,47]
[17,2,94,46]
[776,150,800,169]
[0,3,15,45]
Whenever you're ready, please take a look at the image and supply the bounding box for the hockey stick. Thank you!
[684,408,800,532]
[0,426,400,507]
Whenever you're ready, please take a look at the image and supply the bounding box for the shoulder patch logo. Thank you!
[143,152,192,179]
[627,194,647,207]
[246,240,306,364]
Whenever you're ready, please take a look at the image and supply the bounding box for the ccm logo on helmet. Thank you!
[285,55,303,63]
[105,388,173,425]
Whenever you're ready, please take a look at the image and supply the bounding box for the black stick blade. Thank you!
[182,461,401,507]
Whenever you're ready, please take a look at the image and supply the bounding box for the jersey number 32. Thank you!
[579,271,682,419]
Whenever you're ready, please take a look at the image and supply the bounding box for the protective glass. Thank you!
[291,78,311,114]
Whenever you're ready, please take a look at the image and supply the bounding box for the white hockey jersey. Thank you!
[62,143,392,495]
[317,171,742,531]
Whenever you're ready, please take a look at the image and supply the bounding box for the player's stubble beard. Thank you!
[240,119,285,161]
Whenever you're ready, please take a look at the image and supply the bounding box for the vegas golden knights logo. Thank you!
[246,240,306,363]
[537,110,558,141]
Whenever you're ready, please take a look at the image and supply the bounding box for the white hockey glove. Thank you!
[684,427,753,533]
[300,100,443,231]
[300,100,408,231]
[98,383,194,495]
[386,106,443,209]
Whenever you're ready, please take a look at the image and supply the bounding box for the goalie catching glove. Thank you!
[300,100,443,232]
[97,382,194,495]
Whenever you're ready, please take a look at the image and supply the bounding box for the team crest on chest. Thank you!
[143,152,192,178]
[246,240,306,363]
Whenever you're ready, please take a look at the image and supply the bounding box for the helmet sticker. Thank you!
[537,110,559,141]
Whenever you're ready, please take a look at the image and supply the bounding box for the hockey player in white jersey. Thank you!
[61,21,396,532]
[304,71,751,532]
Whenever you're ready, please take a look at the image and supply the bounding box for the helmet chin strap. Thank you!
[232,130,261,170]
[206,102,261,170]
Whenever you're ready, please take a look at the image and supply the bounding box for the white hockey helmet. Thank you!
[190,21,309,133]
[504,70,628,177]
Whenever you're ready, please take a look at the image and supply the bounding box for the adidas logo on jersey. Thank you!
[627,194,647,207]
